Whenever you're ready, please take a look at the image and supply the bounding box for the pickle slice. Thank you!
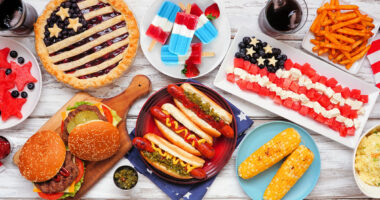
[66,110,100,133]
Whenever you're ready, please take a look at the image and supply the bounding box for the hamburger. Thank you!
[61,101,122,161]
[14,130,85,200]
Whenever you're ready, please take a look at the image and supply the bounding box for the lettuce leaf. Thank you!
[110,108,122,127]
[66,101,93,111]
[59,165,85,199]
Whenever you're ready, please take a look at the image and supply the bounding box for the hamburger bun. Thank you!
[18,130,66,182]
[68,120,120,161]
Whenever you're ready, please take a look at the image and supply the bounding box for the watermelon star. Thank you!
[0,47,10,69]
[0,91,26,121]
[0,70,16,92]
[10,61,37,91]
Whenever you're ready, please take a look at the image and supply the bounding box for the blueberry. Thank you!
[250,58,257,64]
[5,68,11,75]
[281,54,287,61]
[27,83,35,90]
[256,43,263,49]
[243,37,251,45]
[235,52,243,58]
[244,55,250,61]
[272,48,281,56]
[238,42,246,49]
[21,91,28,98]
[267,66,276,73]
[258,50,265,57]
[258,64,265,69]
[17,57,24,64]
[278,60,285,67]
[239,48,247,55]
[252,53,259,59]
[64,1,71,7]
[10,50,18,58]
[262,42,268,47]
[11,90,19,98]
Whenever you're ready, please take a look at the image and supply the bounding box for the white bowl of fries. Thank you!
[352,124,380,198]
[302,0,379,74]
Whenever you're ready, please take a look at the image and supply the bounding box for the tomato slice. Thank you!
[60,121,64,134]
[102,105,113,124]
[38,192,64,200]
[74,157,84,183]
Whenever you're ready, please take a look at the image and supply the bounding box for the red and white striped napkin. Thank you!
[367,35,380,89]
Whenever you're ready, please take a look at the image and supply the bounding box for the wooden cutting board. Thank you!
[37,75,151,199]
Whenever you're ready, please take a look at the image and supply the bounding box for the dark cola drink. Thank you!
[0,0,37,34]
[259,0,308,36]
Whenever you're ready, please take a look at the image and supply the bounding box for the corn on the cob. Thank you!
[263,145,314,200]
[238,128,301,179]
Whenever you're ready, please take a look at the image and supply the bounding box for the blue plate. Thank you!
[236,121,321,200]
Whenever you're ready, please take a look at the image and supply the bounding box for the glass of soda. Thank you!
[0,0,38,34]
[258,0,308,36]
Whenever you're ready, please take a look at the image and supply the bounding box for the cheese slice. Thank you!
[33,180,75,193]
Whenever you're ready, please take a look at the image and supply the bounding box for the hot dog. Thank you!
[167,83,234,138]
[132,133,207,180]
[150,104,215,159]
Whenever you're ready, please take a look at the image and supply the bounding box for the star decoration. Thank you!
[257,56,266,65]
[67,18,82,32]
[237,111,247,121]
[56,7,69,20]
[146,168,152,174]
[249,37,259,46]
[268,56,278,66]
[183,192,192,199]
[0,47,10,69]
[264,45,273,54]
[0,91,26,121]
[10,61,37,91]
[48,24,62,38]
[246,47,255,56]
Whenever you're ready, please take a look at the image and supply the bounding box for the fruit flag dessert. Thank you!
[226,36,369,137]
[146,1,181,51]
[0,47,37,121]
[161,43,214,65]
[190,3,218,44]
[168,5,198,55]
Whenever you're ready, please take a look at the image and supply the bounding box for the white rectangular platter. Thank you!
[301,0,380,74]
[214,26,379,148]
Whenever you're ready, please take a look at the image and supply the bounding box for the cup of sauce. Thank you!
[113,165,138,190]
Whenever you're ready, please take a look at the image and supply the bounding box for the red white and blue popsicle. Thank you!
[190,3,218,44]
[146,1,181,51]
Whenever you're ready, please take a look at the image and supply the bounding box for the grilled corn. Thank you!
[263,145,314,200]
[238,128,301,179]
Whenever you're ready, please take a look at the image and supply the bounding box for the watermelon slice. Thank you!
[326,78,338,88]
[234,58,244,69]
[319,76,327,85]
[0,48,10,69]
[0,91,26,121]
[273,96,282,105]
[340,104,352,117]
[226,73,235,83]
[318,95,330,108]
[289,82,299,93]
[333,85,342,93]
[251,82,261,93]
[350,89,361,100]
[359,95,369,103]
[10,61,37,91]
[284,59,293,70]
[341,87,350,99]
[291,101,301,111]
[310,74,320,83]
[299,106,309,116]
[249,64,259,75]
[282,78,292,90]
[293,63,302,70]
[298,86,307,94]
[259,68,268,77]
[346,127,355,136]
[283,98,293,108]
[259,87,269,96]
[243,61,251,71]
[267,73,277,82]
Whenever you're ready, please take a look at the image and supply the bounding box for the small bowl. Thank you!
[113,165,138,190]
[353,124,380,198]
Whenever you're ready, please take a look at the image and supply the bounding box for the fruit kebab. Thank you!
[190,3,218,44]
[146,1,180,51]
[168,4,198,55]
[161,43,215,65]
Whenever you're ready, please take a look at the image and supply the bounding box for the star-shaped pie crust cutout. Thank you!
[268,56,278,66]
[257,56,266,66]
[246,47,256,56]
[264,45,273,54]
[48,24,61,38]
[68,18,82,32]
[10,61,37,91]
[56,7,69,20]
[249,37,259,46]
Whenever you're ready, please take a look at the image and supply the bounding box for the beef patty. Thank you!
[61,104,107,144]
[35,152,79,194]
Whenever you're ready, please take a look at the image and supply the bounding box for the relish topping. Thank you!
[184,91,221,122]
[143,151,189,176]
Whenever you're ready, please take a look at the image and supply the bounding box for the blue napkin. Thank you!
[126,80,253,200]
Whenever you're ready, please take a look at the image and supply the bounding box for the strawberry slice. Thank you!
[182,61,199,78]
[205,3,220,20]
[0,48,10,69]
[10,61,37,91]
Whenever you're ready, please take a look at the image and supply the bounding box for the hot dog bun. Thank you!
[144,133,205,167]
[181,83,232,124]
[161,103,213,145]
[174,99,221,137]
[154,119,201,156]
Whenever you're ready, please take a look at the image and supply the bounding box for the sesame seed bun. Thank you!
[18,130,66,182]
[68,120,120,161]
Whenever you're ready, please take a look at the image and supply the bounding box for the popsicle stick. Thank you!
[148,40,157,51]
[178,2,186,11]
[185,3,191,14]
[201,52,215,57]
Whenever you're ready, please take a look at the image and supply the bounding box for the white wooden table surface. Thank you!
[0,0,380,199]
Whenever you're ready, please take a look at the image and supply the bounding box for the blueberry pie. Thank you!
[35,0,139,89]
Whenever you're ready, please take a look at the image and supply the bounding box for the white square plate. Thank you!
[214,26,379,148]
[301,0,380,74]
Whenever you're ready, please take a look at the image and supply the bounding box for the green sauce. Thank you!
[184,91,221,122]
[143,151,189,176]
[114,167,138,190]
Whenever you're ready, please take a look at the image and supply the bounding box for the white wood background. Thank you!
[0,0,379,199]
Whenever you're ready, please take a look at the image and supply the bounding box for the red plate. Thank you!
[135,82,237,184]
